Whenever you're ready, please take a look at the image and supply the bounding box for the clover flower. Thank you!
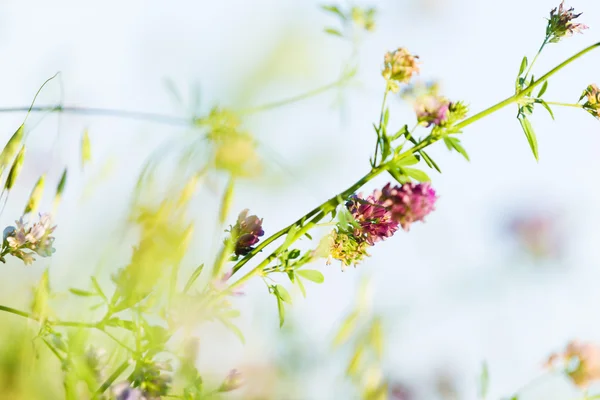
[112,382,147,400]
[230,209,264,256]
[327,229,370,267]
[546,1,588,43]
[414,95,451,127]
[220,369,244,392]
[581,84,600,119]
[2,213,56,265]
[546,341,600,388]
[381,183,437,231]
[382,48,420,86]
[346,191,399,245]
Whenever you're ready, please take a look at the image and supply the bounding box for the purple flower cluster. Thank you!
[330,182,437,266]
[380,183,437,231]
[231,209,264,256]
[547,1,588,43]
[414,96,451,127]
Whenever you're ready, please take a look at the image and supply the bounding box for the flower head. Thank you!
[380,183,437,230]
[220,369,244,392]
[414,95,451,127]
[112,382,147,400]
[545,341,600,388]
[327,229,370,267]
[2,213,56,265]
[582,84,600,119]
[346,191,399,245]
[546,1,588,43]
[382,48,420,86]
[230,209,264,256]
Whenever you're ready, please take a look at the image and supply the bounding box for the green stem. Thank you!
[0,304,36,321]
[544,101,583,108]
[227,41,600,291]
[238,75,352,114]
[523,38,548,80]
[95,359,130,395]
[372,89,389,165]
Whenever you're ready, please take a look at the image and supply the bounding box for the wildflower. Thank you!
[380,183,437,230]
[546,1,588,43]
[350,6,376,32]
[414,95,451,127]
[230,209,264,256]
[382,48,420,86]
[112,382,147,400]
[346,191,399,245]
[327,229,370,267]
[220,369,244,392]
[581,84,600,119]
[545,340,600,388]
[2,213,56,265]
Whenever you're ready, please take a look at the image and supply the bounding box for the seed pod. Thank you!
[24,175,46,214]
[53,168,68,210]
[0,124,24,176]
[81,129,91,168]
[5,146,26,190]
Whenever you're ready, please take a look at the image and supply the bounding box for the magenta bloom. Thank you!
[346,191,399,245]
[380,182,437,230]
[231,209,264,256]
[414,96,450,127]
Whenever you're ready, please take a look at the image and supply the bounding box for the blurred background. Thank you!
[0,0,599,399]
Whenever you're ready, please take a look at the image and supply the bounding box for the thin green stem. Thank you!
[95,359,130,396]
[544,101,584,108]
[238,75,352,114]
[523,38,548,80]
[372,89,389,166]
[0,304,36,321]
[226,41,600,292]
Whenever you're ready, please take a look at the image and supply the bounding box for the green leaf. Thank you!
[518,115,539,161]
[282,225,299,250]
[383,108,389,128]
[276,284,292,304]
[304,232,313,240]
[346,343,365,376]
[24,175,46,215]
[324,27,343,37]
[537,100,555,120]
[403,167,431,182]
[221,309,241,319]
[333,311,359,347]
[69,288,97,297]
[91,277,107,302]
[296,277,306,298]
[537,80,549,97]
[395,154,419,166]
[288,249,301,259]
[518,56,528,76]
[370,318,384,359]
[297,269,324,283]
[391,125,409,140]
[81,129,92,168]
[183,264,205,294]
[421,151,441,173]
[321,5,346,20]
[277,297,285,328]
[443,136,470,161]
[388,168,409,185]
[54,168,68,208]
[478,361,489,399]
[218,317,245,344]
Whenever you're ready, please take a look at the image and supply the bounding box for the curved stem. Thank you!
[544,101,583,108]
[96,359,130,395]
[237,75,353,114]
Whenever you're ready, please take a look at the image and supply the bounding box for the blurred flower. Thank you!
[213,269,245,296]
[382,48,420,86]
[582,84,600,119]
[346,191,399,245]
[545,341,600,388]
[381,183,437,230]
[389,383,413,400]
[220,369,244,392]
[2,213,56,265]
[327,229,370,267]
[230,209,264,256]
[506,210,562,260]
[546,1,587,43]
[415,95,451,127]
[351,6,376,32]
[112,382,147,400]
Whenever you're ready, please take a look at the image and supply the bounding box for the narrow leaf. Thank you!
[218,317,245,344]
[277,297,285,328]
[321,5,346,20]
[0,124,24,175]
[388,168,409,185]
[538,100,555,120]
[5,146,25,190]
[54,168,68,208]
[24,175,45,215]
[219,179,235,223]
[69,288,97,297]
[183,264,205,293]
[333,311,359,347]
[421,151,441,173]
[324,27,343,37]
[403,167,431,182]
[479,361,489,399]
[296,277,306,298]
[518,116,539,161]
[395,154,419,167]
[81,129,92,168]
[91,277,107,302]
[518,56,528,76]
[297,269,324,283]
[537,80,549,97]
[443,136,470,161]
[276,284,292,304]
